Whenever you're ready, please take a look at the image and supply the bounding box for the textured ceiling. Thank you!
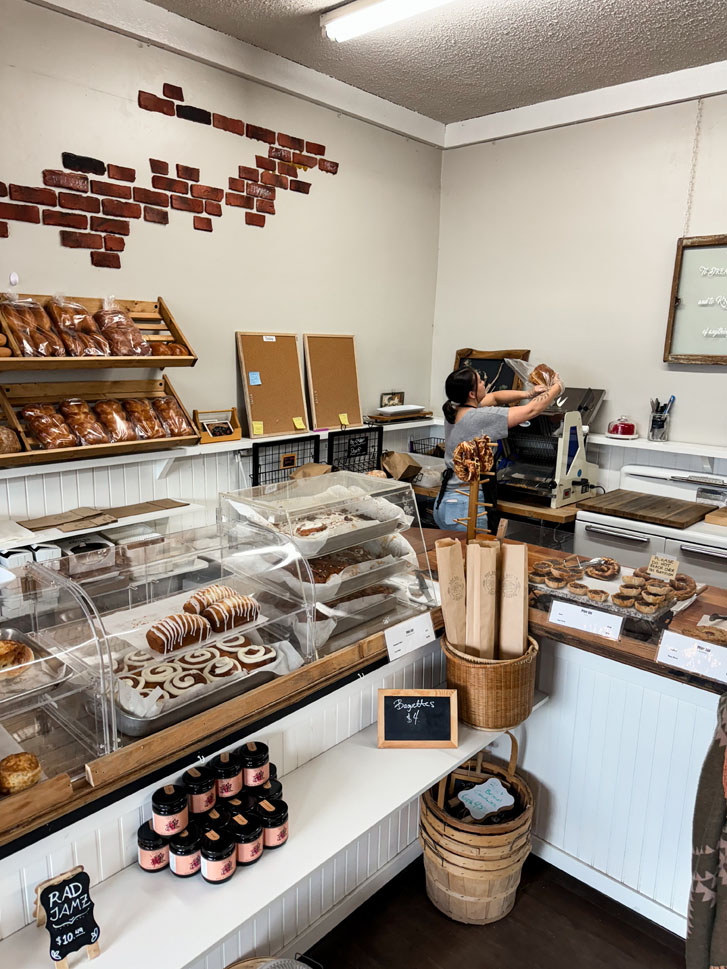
[147,0,727,124]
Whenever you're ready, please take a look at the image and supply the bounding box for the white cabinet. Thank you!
[574,519,666,568]
[664,538,727,586]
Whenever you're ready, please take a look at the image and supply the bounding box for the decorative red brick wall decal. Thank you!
[0,84,340,264]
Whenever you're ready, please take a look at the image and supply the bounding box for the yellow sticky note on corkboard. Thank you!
[292,417,305,430]
[252,421,264,436]
[339,413,349,426]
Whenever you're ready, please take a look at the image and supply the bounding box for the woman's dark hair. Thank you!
[443,367,478,423]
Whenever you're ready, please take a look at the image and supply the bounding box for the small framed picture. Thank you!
[380,391,405,407]
[279,452,297,470]
[201,419,234,438]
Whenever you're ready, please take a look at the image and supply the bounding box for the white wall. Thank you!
[432,97,727,445]
[0,0,441,419]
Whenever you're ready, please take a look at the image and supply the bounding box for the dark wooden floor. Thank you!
[306,856,686,969]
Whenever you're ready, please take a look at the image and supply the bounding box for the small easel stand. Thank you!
[34,866,100,968]
[453,455,496,540]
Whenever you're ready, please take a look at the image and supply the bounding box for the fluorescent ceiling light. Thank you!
[321,0,458,42]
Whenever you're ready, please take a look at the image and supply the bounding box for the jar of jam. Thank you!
[194,804,232,832]
[200,829,237,883]
[151,784,189,836]
[182,765,217,814]
[269,762,277,781]
[225,791,259,814]
[169,823,202,878]
[226,812,264,866]
[137,821,169,872]
[209,751,243,798]
[249,778,283,802]
[255,798,289,849]
[237,740,269,786]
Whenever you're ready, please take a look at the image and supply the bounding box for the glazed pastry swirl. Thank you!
[178,646,221,668]
[143,661,183,683]
[203,656,243,680]
[165,669,208,697]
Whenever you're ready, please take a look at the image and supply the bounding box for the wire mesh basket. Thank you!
[326,425,383,473]
[251,434,321,485]
[409,437,445,457]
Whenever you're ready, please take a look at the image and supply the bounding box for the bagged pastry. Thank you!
[46,295,110,357]
[58,399,110,446]
[149,342,188,356]
[21,403,77,449]
[122,398,166,439]
[152,395,193,437]
[0,293,66,357]
[93,297,151,357]
[93,399,137,443]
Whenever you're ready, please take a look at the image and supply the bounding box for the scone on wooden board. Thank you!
[0,752,42,794]
[0,639,33,679]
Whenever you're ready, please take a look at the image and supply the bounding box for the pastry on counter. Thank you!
[146,614,211,654]
[585,557,620,580]
[0,752,42,795]
[202,595,260,633]
[0,639,33,679]
[183,585,237,615]
[671,574,697,600]
[237,643,276,671]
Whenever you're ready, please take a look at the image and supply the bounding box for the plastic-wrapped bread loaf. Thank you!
[93,399,137,443]
[93,301,151,356]
[149,342,188,356]
[46,297,110,357]
[122,399,166,439]
[58,399,110,446]
[0,294,66,357]
[21,403,77,449]
[152,395,193,437]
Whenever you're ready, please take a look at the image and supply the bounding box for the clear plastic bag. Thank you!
[47,295,110,357]
[58,399,110,445]
[21,404,77,449]
[152,396,193,437]
[93,296,151,356]
[0,293,66,357]
[93,399,137,443]
[122,398,166,439]
[504,358,560,390]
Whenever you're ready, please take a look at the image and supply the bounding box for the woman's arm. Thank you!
[482,386,545,407]
[506,377,563,428]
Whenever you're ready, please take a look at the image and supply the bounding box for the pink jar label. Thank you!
[243,764,270,786]
[138,844,169,871]
[216,773,242,798]
[170,851,201,876]
[201,851,237,882]
[237,835,263,864]
[263,822,288,847]
[152,806,188,836]
[189,788,216,813]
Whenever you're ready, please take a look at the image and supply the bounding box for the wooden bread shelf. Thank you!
[0,376,199,467]
[0,295,197,369]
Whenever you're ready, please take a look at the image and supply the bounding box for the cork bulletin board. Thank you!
[304,334,363,430]
[236,332,309,437]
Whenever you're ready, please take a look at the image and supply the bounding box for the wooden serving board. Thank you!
[704,506,727,528]
[366,411,433,424]
[577,489,718,529]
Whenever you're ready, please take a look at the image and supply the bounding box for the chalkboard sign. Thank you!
[35,866,100,967]
[377,689,458,749]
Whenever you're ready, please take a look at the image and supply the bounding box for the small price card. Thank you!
[251,421,264,436]
[292,416,305,429]
[548,600,623,641]
[339,413,349,426]
[647,554,679,580]
[657,630,727,684]
[384,612,436,660]
[458,778,515,820]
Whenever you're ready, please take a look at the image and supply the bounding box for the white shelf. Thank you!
[0,693,547,968]
[589,434,727,462]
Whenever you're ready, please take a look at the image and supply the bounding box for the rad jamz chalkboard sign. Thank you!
[35,866,100,968]
[378,689,458,749]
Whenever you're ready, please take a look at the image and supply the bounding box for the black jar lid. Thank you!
[250,779,283,802]
[182,765,216,793]
[200,828,235,860]
[137,821,166,850]
[226,811,263,843]
[269,762,277,780]
[254,798,288,827]
[237,740,269,767]
[209,751,242,778]
[151,783,187,815]
[225,792,258,813]
[170,823,202,855]
[195,804,232,831]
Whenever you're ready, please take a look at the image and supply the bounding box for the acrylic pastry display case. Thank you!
[0,561,116,789]
[218,471,437,656]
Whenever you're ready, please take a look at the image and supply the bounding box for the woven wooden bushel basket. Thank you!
[442,635,538,731]
[419,732,533,925]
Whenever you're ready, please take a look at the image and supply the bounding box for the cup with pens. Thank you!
[648,396,674,442]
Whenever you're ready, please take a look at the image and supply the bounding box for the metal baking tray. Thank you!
[112,665,277,737]
[0,626,73,706]
[528,582,677,622]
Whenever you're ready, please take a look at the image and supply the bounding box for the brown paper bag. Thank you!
[435,537,466,648]
[290,463,332,479]
[465,543,497,658]
[381,451,421,481]
[498,543,528,659]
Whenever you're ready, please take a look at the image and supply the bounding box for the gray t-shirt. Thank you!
[443,406,510,472]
